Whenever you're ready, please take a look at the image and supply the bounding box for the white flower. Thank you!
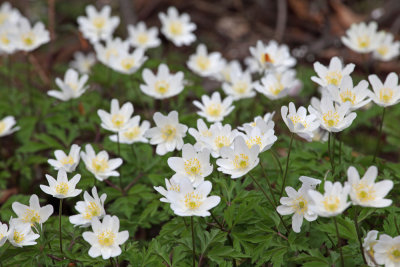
[188,119,212,151]
[80,144,123,181]
[373,32,400,61]
[249,40,296,73]
[82,215,129,260]
[69,52,96,74]
[40,169,82,199]
[239,125,277,152]
[97,99,135,133]
[308,96,357,132]
[347,166,393,208]
[77,5,120,43]
[127,21,160,50]
[201,122,239,158]
[109,116,150,144]
[48,144,81,173]
[222,70,256,100]
[374,234,400,267]
[244,56,260,73]
[329,75,371,110]
[312,127,329,143]
[158,6,196,46]
[8,219,39,247]
[363,230,379,267]
[94,37,129,66]
[48,68,89,101]
[145,111,188,155]
[109,48,147,75]
[168,144,213,187]
[239,112,275,134]
[308,181,351,217]
[216,136,260,179]
[368,72,400,107]
[69,187,107,227]
[12,194,53,227]
[255,69,299,100]
[15,17,50,52]
[167,178,220,216]
[0,2,21,26]
[218,59,242,82]
[0,116,20,137]
[281,102,320,141]
[193,92,234,122]
[311,57,355,87]
[0,221,8,247]
[0,23,18,54]
[140,63,184,99]
[277,177,321,233]
[187,44,224,77]
[154,175,184,203]
[341,21,385,53]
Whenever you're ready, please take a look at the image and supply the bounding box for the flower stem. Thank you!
[328,133,335,176]
[372,107,386,163]
[260,160,277,206]
[333,217,344,267]
[353,206,367,264]
[270,149,283,178]
[59,198,63,254]
[191,216,196,267]
[280,133,294,199]
[117,132,122,190]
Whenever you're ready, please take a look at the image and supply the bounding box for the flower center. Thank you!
[137,33,149,44]
[270,82,284,96]
[354,183,376,202]
[377,45,388,56]
[123,126,141,140]
[22,33,35,46]
[233,81,248,94]
[379,88,394,103]
[55,182,69,195]
[245,136,262,149]
[233,153,249,169]
[67,82,79,91]
[201,130,212,137]
[121,58,135,70]
[340,89,356,104]
[13,230,24,244]
[0,13,8,25]
[184,192,202,210]
[184,158,202,176]
[84,201,101,220]
[61,156,74,166]
[214,136,230,149]
[357,35,370,49]
[92,157,109,173]
[111,114,125,128]
[162,125,176,141]
[322,196,340,212]
[168,184,180,192]
[0,121,5,134]
[262,53,274,64]
[389,247,400,262]
[196,56,210,71]
[92,17,106,29]
[1,34,9,45]
[23,209,41,224]
[322,111,340,127]
[155,80,170,95]
[97,230,116,247]
[206,103,222,117]
[293,196,307,214]
[169,21,183,36]
[325,71,342,86]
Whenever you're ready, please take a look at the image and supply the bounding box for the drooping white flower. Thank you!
[347,165,393,208]
[218,59,242,82]
[94,37,129,66]
[140,63,184,99]
[48,144,81,173]
[69,52,96,74]
[216,136,260,179]
[188,119,212,151]
[249,40,296,73]
[48,68,89,101]
[97,99,135,133]
[69,187,107,227]
[329,75,371,110]
[80,144,123,181]
[127,21,160,50]
[373,32,400,61]
[222,70,256,100]
[239,125,277,152]
[167,178,220,216]
[154,175,184,203]
[281,102,320,141]
[311,57,355,87]
[109,48,147,75]
[193,92,234,122]
[308,181,351,217]
[308,96,357,132]
[363,230,379,267]
[158,6,196,46]
[82,215,129,260]
[0,221,8,247]
[277,177,321,233]
[255,69,299,100]
[7,219,39,247]
[341,21,385,53]
[201,122,239,158]
[374,234,400,267]
[168,144,213,187]
[77,5,120,43]
[0,116,20,137]
[12,194,53,227]
[109,116,150,144]
[187,44,224,77]
[368,72,400,107]
[15,17,50,52]
[145,111,188,155]
[0,2,22,27]
[239,112,275,134]
[40,169,82,199]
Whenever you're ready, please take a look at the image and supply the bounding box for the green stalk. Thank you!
[280,133,294,199]
[333,217,344,267]
[59,199,63,254]
[117,132,122,190]
[372,107,386,163]
[191,216,196,267]
[353,206,367,264]
[259,160,278,206]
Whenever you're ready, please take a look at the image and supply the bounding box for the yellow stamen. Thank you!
[322,196,340,212]
[155,80,170,95]
[92,17,105,29]
[23,209,41,224]
[61,156,74,165]
[83,202,101,220]
[111,114,125,128]
[92,157,109,173]
[97,230,115,247]
[325,71,342,86]
[169,21,183,36]
[162,125,176,141]
[123,126,141,140]
[196,56,210,71]
[184,192,202,210]
[214,136,230,149]
[55,182,69,195]
[340,90,356,104]
[206,103,222,117]
[379,88,393,103]
[13,230,24,244]
[184,158,202,176]
[233,153,249,169]
[322,111,340,127]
